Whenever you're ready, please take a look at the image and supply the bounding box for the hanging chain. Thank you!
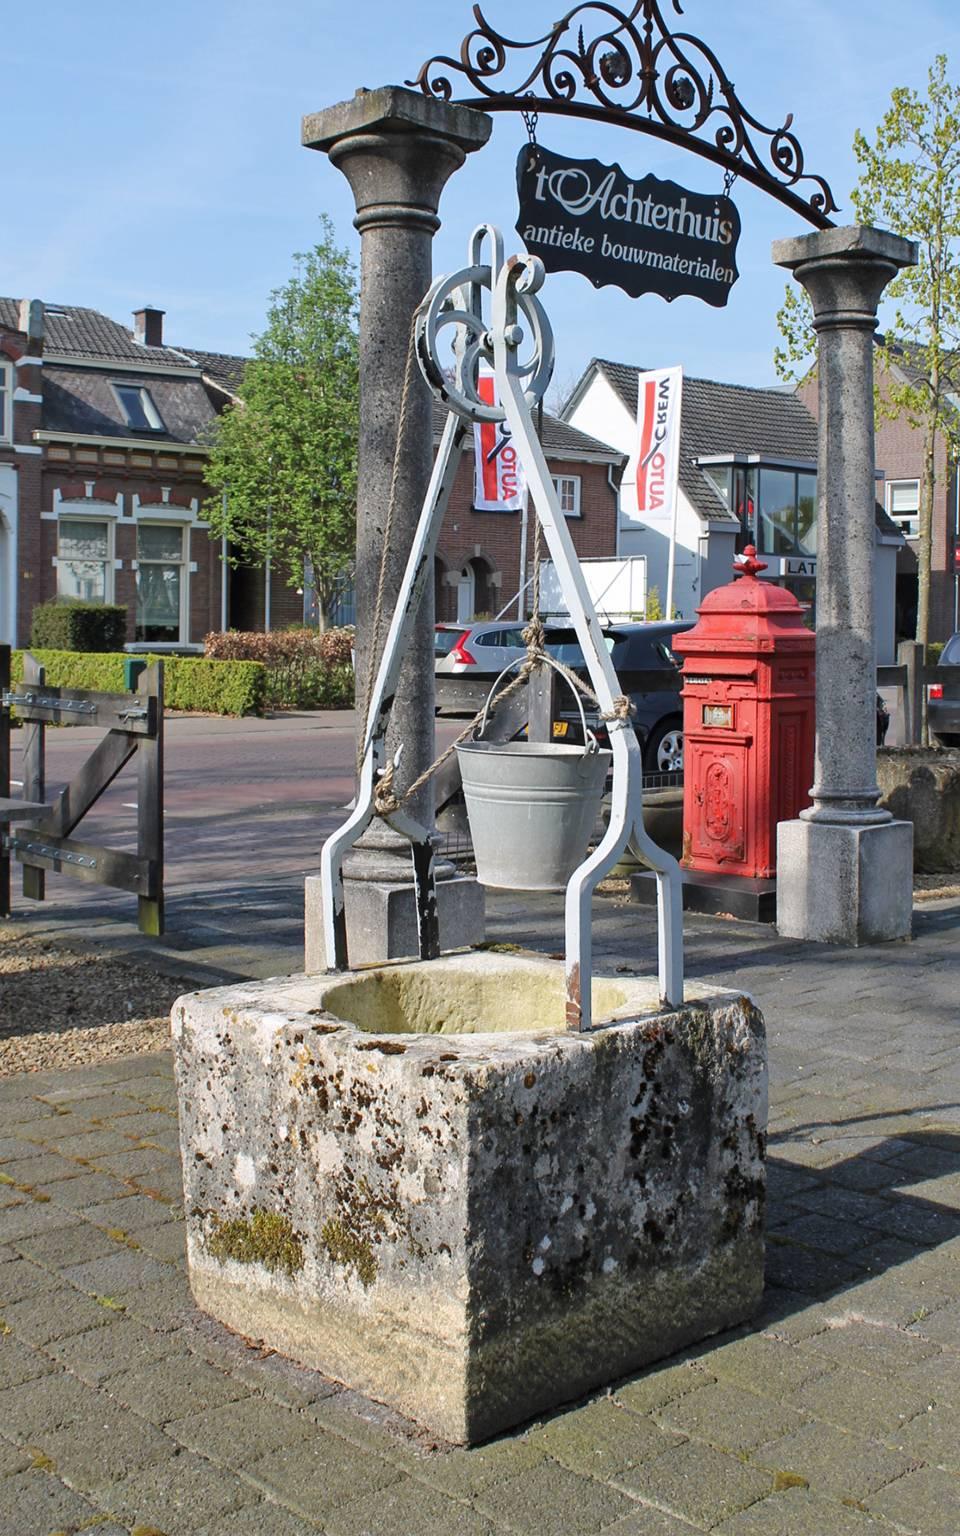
[521,100,539,145]
[722,167,738,200]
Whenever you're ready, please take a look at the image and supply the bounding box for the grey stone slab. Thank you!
[0,1199,83,1241]
[751,1419,918,1500]
[616,1441,773,1527]
[603,1508,715,1536]
[0,1440,31,1474]
[45,1129,143,1159]
[93,1447,259,1535]
[414,1434,548,1498]
[0,1369,97,1440]
[0,1335,57,1390]
[244,1434,404,1523]
[60,1246,173,1294]
[110,1276,194,1331]
[0,1136,47,1163]
[472,1455,636,1536]
[46,1316,181,1384]
[31,1170,131,1207]
[8,1111,99,1142]
[526,1399,685,1478]
[0,1254,60,1302]
[93,1146,176,1178]
[656,1380,807,1454]
[11,1218,121,1268]
[0,1467,102,1536]
[616,1362,717,1417]
[895,1402,960,1472]
[868,1465,960,1534]
[104,1107,179,1141]
[909,1300,960,1350]
[699,1331,832,1396]
[794,1365,932,1439]
[165,1393,319,1459]
[795,1319,941,1376]
[80,1191,179,1230]
[2,1285,115,1345]
[325,1476,497,1536]
[713,1485,890,1533]
[0,1152,85,1186]
[130,1218,187,1263]
[109,1352,250,1425]
[38,1393,179,1487]
[193,1503,325,1536]
[229,1349,339,1411]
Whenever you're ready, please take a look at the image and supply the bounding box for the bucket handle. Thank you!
[476,651,599,761]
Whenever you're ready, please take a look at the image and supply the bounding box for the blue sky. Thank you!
[7,0,960,392]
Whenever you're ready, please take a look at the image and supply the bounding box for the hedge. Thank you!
[11,650,266,717]
[30,601,127,653]
[203,628,355,710]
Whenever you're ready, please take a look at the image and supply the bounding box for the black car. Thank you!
[929,632,960,746]
[543,620,692,773]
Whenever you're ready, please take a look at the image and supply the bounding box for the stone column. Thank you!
[773,226,917,944]
[301,86,490,968]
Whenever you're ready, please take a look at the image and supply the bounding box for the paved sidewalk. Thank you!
[1,891,960,1534]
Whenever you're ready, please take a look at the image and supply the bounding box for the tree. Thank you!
[204,217,359,630]
[775,56,960,674]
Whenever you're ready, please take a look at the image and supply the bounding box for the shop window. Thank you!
[57,518,112,601]
[113,383,165,433]
[0,360,10,442]
[136,523,185,643]
[552,475,581,517]
[887,480,920,539]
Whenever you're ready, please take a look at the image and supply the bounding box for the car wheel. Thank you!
[644,719,683,774]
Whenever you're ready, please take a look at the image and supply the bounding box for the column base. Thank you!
[777,817,913,945]
[304,871,486,972]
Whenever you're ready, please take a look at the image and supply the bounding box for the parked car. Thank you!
[435,620,562,715]
[928,632,960,746]
[544,621,692,773]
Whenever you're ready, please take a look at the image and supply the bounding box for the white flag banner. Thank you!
[473,369,527,512]
[622,366,683,527]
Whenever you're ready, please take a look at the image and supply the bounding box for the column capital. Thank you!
[303,87,491,236]
[773,225,917,329]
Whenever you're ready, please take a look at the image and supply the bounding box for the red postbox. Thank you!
[672,547,815,880]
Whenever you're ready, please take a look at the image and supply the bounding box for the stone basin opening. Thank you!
[320,958,632,1035]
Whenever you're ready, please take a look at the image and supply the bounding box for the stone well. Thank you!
[172,952,767,1444]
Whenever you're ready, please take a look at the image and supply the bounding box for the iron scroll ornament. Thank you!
[409,0,838,230]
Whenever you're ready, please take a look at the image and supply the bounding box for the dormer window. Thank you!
[112,383,164,433]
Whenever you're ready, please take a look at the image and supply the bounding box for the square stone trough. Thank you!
[172,952,767,1444]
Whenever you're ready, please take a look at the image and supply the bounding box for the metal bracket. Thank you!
[3,692,97,715]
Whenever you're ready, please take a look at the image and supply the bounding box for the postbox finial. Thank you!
[734,545,767,579]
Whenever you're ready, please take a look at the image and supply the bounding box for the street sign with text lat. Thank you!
[516,145,741,307]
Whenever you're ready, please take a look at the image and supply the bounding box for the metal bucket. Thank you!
[455,654,612,890]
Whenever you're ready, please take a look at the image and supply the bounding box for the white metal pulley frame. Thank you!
[319,223,683,1029]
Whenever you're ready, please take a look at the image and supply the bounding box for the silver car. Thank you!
[435,621,541,714]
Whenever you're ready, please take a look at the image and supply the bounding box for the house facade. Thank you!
[797,346,959,645]
[563,358,903,661]
[432,403,624,623]
[0,299,301,651]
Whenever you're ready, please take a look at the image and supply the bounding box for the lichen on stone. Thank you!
[321,1217,378,1287]
[207,1208,304,1276]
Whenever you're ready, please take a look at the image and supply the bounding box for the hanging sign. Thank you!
[473,369,527,512]
[622,367,683,528]
[516,145,740,307]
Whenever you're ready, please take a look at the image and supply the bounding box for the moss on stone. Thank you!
[320,1217,378,1287]
[207,1208,304,1277]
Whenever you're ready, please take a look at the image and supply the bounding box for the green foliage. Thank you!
[645,586,664,621]
[11,650,266,717]
[203,627,354,709]
[30,601,126,653]
[773,284,816,386]
[204,216,359,631]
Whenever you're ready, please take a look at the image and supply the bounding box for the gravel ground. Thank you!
[0,925,193,1075]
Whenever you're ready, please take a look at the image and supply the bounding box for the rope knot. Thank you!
[373,760,402,818]
[600,693,636,725]
[522,617,546,655]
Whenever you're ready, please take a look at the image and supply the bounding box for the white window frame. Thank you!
[552,474,582,518]
[56,510,116,603]
[886,478,920,539]
[111,382,165,433]
[0,359,11,444]
[134,518,189,645]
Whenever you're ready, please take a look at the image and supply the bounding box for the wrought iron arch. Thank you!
[410,0,838,230]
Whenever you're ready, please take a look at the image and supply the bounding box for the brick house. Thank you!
[432,403,625,623]
[797,343,960,643]
[0,299,301,651]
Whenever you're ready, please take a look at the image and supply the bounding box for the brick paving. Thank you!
[1,891,960,1534]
